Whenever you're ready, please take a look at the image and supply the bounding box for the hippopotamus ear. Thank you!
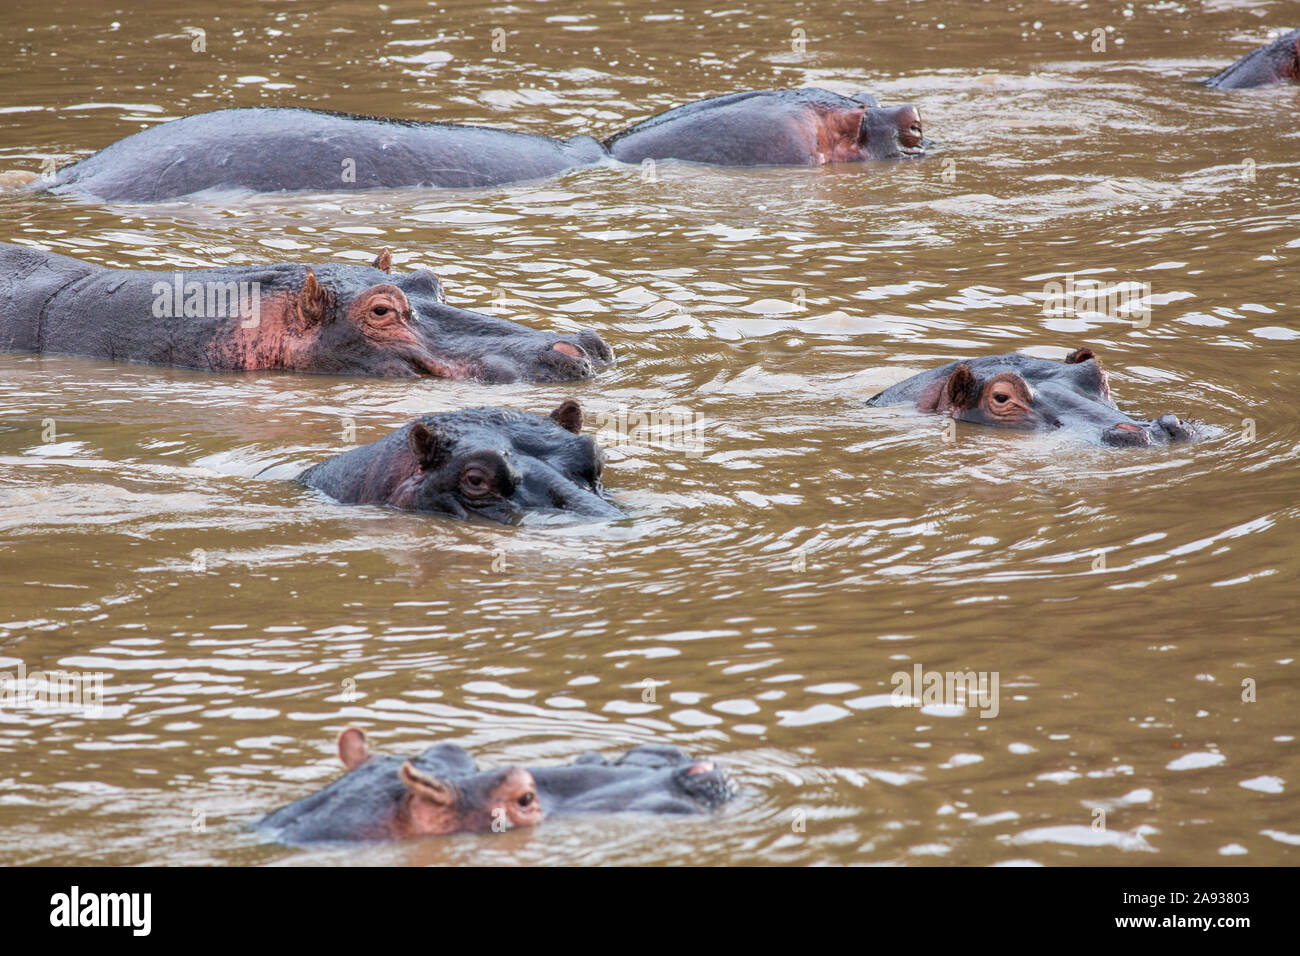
[337,727,371,770]
[1064,347,1097,364]
[549,399,584,434]
[399,761,457,834]
[943,363,980,410]
[298,269,330,325]
[372,248,392,273]
[851,92,881,108]
[407,421,451,470]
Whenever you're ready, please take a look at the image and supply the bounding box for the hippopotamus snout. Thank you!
[541,328,616,378]
[474,328,615,383]
[863,104,927,159]
[509,466,625,522]
[1102,414,1196,448]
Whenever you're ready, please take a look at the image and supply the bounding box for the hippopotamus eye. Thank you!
[460,465,495,498]
[992,391,1011,404]
[372,306,391,316]
[518,791,535,808]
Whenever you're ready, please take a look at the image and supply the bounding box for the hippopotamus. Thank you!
[0,243,611,382]
[866,349,1197,447]
[1206,28,1300,89]
[604,89,927,166]
[257,727,735,843]
[21,89,925,201]
[296,402,623,523]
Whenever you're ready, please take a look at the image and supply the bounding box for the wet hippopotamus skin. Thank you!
[296,401,623,523]
[1206,28,1300,89]
[257,728,735,843]
[0,243,611,382]
[866,349,1196,447]
[29,90,925,201]
[605,89,927,166]
[36,108,608,200]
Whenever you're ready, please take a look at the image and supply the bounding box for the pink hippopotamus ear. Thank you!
[298,269,331,326]
[372,248,392,273]
[942,363,980,410]
[337,727,371,769]
[399,761,460,835]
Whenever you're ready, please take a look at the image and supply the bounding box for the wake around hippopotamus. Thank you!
[24,88,927,201]
[257,727,735,843]
[296,401,624,524]
[866,349,1197,448]
[0,243,611,382]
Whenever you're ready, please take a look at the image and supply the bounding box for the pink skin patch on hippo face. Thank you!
[552,342,584,359]
[688,761,715,775]
[347,285,418,346]
[212,282,479,379]
[784,106,868,164]
[215,291,321,370]
[346,284,477,378]
[814,107,872,163]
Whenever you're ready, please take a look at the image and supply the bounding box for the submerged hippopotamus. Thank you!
[23,89,925,201]
[1206,28,1300,89]
[866,349,1196,447]
[297,401,623,523]
[257,727,735,843]
[0,243,611,382]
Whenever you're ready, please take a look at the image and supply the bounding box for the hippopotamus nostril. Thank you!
[576,329,614,365]
[1103,422,1154,447]
[1156,414,1195,442]
[895,105,923,148]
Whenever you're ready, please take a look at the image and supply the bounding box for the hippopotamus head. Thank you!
[851,94,927,159]
[866,349,1197,447]
[296,401,624,523]
[256,728,735,844]
[602,88,926,167]
[257,728,542,842]
[255,249,613,382]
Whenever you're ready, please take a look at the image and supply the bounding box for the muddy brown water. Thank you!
[0,0,1296,866]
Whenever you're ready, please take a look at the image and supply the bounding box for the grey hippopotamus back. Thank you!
[1206,28,1300,89]
[38,107,608,200]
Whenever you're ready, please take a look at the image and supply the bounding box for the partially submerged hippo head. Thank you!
[297,400,624,523]
[866,349,1197,447]
[256,728,735,844]
[850,93,928,160]
[249,249,613,382]
[603,88,927,167]
[1205,28,1300,89]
